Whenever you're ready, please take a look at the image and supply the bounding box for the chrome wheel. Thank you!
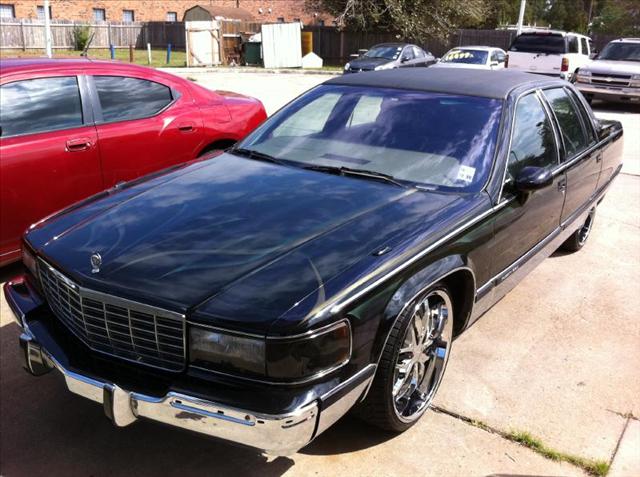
[392,289,453,423]
[578,208,595,246]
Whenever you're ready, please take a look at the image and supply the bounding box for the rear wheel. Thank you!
[355,285,454,432]
[561,207,596,252]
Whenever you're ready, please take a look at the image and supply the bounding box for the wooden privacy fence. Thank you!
[0,19,185,50]
[304,27,622,65]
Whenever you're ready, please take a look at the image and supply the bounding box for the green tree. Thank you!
[591,0,639,35]
[307,0,489,39]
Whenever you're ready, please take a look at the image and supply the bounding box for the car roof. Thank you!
[611,38,640,43]
[370,42,410,48]
[448,46,503,52]
[519,29,591,39]
[0,57,157,75]
[326,68,564,99]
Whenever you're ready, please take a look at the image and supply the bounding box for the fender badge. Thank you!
[90,252,102,274]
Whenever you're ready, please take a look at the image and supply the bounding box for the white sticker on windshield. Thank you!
[457,165,476,183]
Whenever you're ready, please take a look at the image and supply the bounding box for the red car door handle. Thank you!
[178,122,195,133]
[66,138,92,152]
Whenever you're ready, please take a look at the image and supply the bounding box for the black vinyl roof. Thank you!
[326,68,564,99]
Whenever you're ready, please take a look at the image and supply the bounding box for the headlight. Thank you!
[631,74,640,87]
[344,62,350,70]
[266,320,351,380]
[22,243,38,279]
[190,320,351,381]
[190,327,265,375]
[374,63,394,71]
[576,69,591,83]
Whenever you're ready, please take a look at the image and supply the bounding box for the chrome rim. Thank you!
[578,209,595,246]
[392,289,453,423]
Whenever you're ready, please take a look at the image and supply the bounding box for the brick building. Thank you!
[0,1,333,25]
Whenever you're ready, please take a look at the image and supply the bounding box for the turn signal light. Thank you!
[561,57,569,72]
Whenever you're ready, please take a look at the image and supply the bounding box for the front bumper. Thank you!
[575,83,640,102]
[4,278,375,456]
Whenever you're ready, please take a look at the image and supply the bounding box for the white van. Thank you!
[506,30,592,81]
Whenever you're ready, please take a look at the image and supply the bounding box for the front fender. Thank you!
[368,255,475,365]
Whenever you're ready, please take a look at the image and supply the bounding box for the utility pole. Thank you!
[517,0,527,35]
[44,0,52,58]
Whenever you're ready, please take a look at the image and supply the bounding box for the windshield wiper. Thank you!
[303,164,408,188]
[230,147,287,166]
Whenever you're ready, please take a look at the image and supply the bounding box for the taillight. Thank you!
[505,54,509,68]
[561,57,569,72]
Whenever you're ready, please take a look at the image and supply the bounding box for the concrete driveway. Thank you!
[1,71,638,476]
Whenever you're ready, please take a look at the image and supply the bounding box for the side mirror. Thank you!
[589,51,598,59]
[401,55,410,63]
[515,166,554,193]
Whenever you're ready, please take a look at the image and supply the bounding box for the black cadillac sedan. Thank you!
[5,69,623,456]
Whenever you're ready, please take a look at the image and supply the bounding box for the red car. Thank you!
[0,58,267,266]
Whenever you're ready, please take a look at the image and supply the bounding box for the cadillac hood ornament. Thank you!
[90,252,102,274]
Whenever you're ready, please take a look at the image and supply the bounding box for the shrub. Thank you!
[72,25,91,51]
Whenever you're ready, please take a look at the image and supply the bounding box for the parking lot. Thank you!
[1,71,638,476]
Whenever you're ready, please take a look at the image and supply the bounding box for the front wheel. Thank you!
[354,285,454,432]
[561,207,596,252]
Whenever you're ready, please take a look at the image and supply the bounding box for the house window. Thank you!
[0,4,15,19]
[277,17,285,23]
[122,9,134,22]
[166,11,177,22]
[93,8,106,22]
[37,5,52,19]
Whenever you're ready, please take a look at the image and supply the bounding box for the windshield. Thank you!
[510,34,566,54]
[598,42,640,61]
[364,45,403,60]
[441,49,488,65]
[237,85,503,192]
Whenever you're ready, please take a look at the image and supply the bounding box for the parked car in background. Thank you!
[344,43,436,73]
[6,68,623,456]
[432,46,506,70]
[507,30,592,81]
[0,58,267,267]
[575,38,640,105]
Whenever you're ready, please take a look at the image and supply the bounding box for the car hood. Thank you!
[27,153,467,333]
[583,59,640,75]
[348,57,393,70]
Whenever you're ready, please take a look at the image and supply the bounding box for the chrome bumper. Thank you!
[576,83,640,100]
[5,279,374,456]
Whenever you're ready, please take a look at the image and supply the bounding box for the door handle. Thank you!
[66,138,92,152]
[596,154,603,163]
[178,122,195,133]
[558,178,567,192]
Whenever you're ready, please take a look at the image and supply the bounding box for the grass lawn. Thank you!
[0,48,186,68]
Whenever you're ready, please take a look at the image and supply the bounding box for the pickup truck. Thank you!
[507,30,592,81]
[575,38,640,104]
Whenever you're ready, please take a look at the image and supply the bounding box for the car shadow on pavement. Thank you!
[0,320,393,476]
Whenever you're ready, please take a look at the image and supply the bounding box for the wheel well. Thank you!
[197,139,237,157]
[440,269,475,336]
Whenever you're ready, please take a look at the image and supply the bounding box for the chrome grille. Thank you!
[591,73,631,87]
[38,260,186,372]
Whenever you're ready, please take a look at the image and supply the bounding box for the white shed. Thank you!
[261,23,303,69]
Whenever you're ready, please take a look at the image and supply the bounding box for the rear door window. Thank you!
[94,76,173,123]
[0,76,83,137]
[580,37,589,55]
[568,36,579,54]
[542,88,589,158]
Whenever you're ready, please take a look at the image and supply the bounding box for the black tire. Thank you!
[561,207,596,252]
[354,284,454,432]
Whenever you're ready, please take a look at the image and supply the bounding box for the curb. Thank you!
[158,67,341,76]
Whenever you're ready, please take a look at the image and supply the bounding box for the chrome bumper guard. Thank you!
[6,280,375,456]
